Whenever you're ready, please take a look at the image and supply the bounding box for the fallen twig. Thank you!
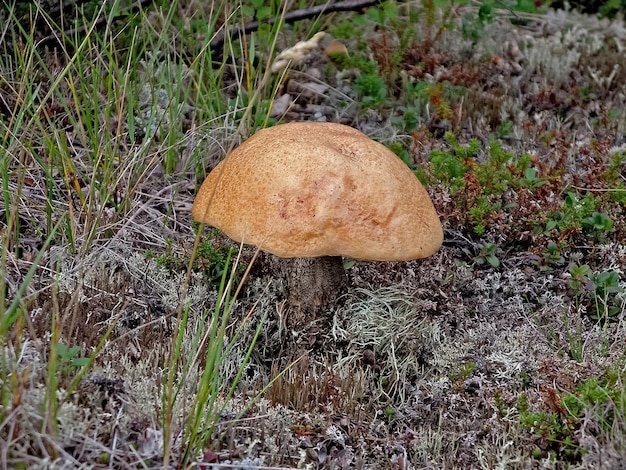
[210,0,383,51]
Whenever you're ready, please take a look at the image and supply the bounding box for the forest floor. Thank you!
[1,1,626,469]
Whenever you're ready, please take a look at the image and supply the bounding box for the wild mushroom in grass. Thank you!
[192,122,443,326]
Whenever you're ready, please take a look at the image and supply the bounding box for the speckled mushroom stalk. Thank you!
[192,122,443,325]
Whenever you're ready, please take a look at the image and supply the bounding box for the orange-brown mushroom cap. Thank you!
[192,122,443,261]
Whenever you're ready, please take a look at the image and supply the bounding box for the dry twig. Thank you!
[210,0,383,51]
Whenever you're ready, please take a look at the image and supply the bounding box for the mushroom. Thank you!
[192,122,443,326]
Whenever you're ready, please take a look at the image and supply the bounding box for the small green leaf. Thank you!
[241,5,255,17]
[343,259,356,269]
[56,342,69,357]
[545,219,557,232]
[382,2,398,18]
[71,357,90,368]
[256,6,272,20]
[486,255,500,268]
[478,4,494,23]
[524,167,537,180]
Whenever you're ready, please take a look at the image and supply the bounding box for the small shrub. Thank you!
[517,392,582,462]
[354,72,388,107]
[568,264,625,321]
[56,342,89,377]
[472,243,500,268]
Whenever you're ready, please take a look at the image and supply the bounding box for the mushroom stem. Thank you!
[278,256,349,326]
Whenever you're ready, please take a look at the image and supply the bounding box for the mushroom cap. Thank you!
[192,122,443,261]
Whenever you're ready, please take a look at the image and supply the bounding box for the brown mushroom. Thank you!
[192,122,442,324]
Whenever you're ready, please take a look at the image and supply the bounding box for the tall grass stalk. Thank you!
[181,249,245,463]
[157,3,306,460]
[0,222,61,464]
